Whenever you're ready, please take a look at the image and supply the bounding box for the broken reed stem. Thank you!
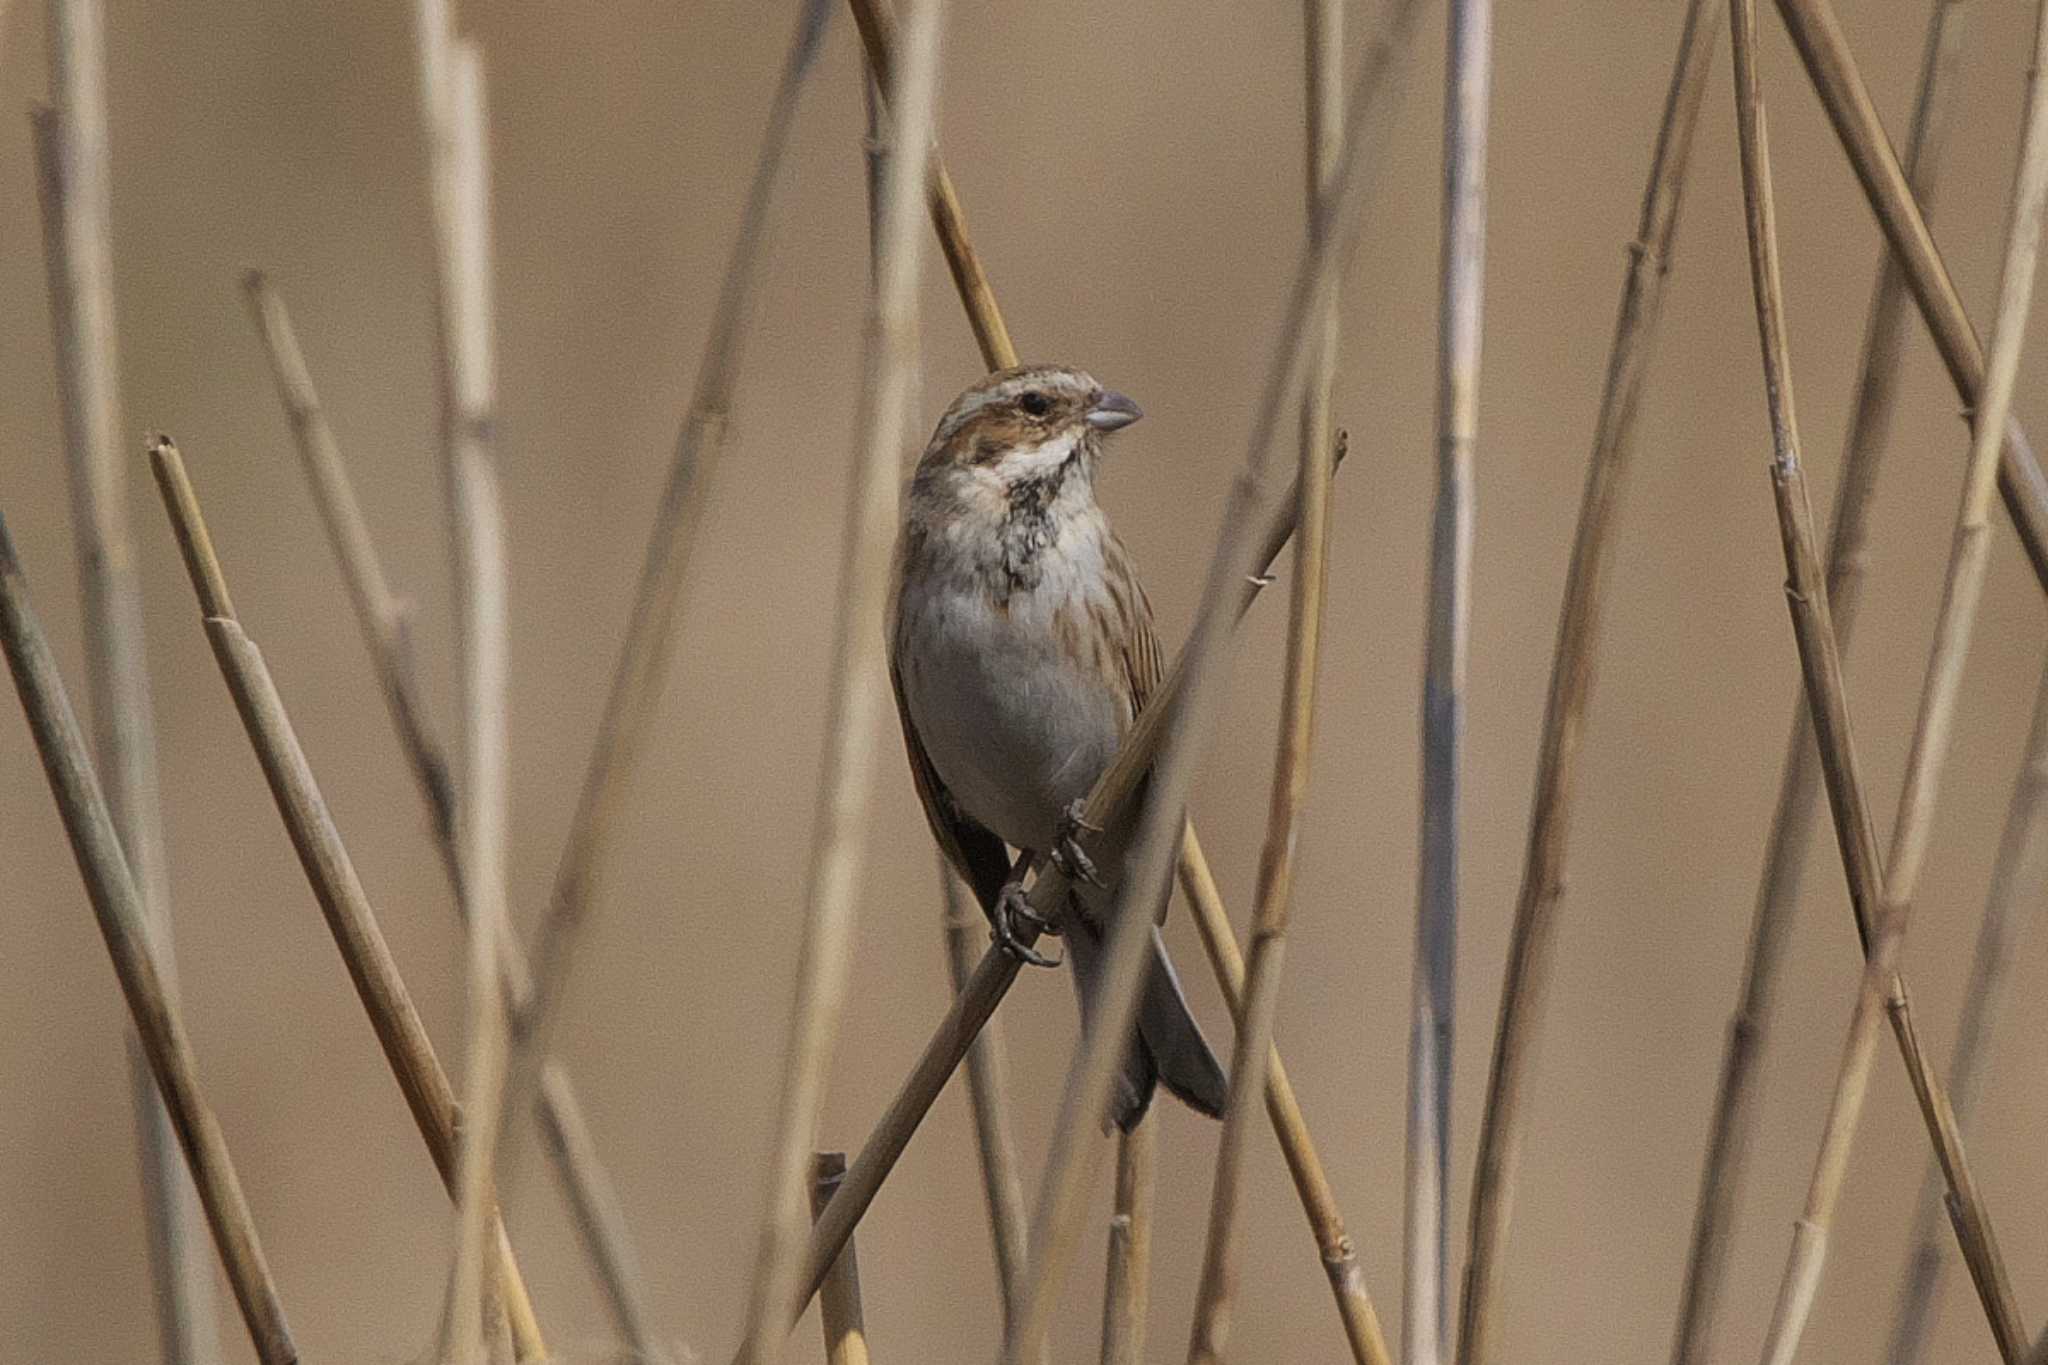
[1741,0,2048,1352]
[940,863,1033,1333]
[1005,9,1426,1360]
[494,0,832,1209]
[31,4,218,1355]
[732,3,942,1359]
[410,15,519,1360]
[1673,2,1973,1359]
[1410,0,1490,1359]
[1099,1117,1155,1365]
[810,1155,873,1365]
[0,509,297,1365]
[1890,651,2048,1362]
[1178,830,1391,1365]
[1186,12,1351,1343]
[1454,3,1720,1363]
[146,437,546,1364]
[761,439,1332,1364]
[241,277,660,1358]
[1773,0,2048,596]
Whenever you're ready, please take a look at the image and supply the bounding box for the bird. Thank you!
[886,362,1229,1131]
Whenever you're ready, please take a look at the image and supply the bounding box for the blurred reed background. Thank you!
[3,0,2047,1361]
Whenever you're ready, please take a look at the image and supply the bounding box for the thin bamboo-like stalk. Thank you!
[1004,7,1426,1358]
[1740,0,2048,1353]
[30,3,218,1355]
[757,424,1333,1363]
[1187,10,1351,1349]
[493,0,833,1199]
[1408,0,1489,1360]
[732,4,943,1359]
[1671,3,1973,1360]
[0,508,297,1365]
[1773,0,2048,595]
[1099,1116,1154,1365]
[1888,649,2048,1364]
[242,272,662,1359]
[1177,826,1391,1365]
[810,1155,873,1365]
[1452,3,1721,1361]
[940,863,1034,1330]
[146,437,545,1362]
[410,15,518,1359]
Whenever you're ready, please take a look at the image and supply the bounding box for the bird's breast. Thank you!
[896,563,1127,854]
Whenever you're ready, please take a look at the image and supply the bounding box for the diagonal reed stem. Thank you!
[1453,2,1721,1361]
[1888,645,2048,1365]
[0,507,298,1365]
[1671,1,1975,1359]
[1772,0,2048,597]
[147,436,545,1362]
[491,0,834,1224]
[732,2,943,1359]
[1409,0,1490,1359]
[31,1,219,1354]
[242,273,664,1362]
[1738,0,2048,1354]
[1187,6,1353,1353]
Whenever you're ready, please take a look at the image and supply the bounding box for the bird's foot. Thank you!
[994,884,1061,968]
[1049,798,1105,888]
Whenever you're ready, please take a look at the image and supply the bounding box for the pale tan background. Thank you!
[3,1,2047,1361]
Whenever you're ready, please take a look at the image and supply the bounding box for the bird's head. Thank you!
[915,363,1143,493]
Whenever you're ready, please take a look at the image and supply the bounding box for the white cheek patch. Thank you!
[997,433,1078,480]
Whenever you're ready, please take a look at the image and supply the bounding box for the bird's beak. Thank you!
[1085,389,1144,432]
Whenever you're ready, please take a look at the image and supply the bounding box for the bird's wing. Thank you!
[888,650,1015,915]
[1108,532,1166,719]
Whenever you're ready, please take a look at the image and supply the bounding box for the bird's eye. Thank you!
[1018,391,1052,417]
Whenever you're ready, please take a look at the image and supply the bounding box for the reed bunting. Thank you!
[886,363,1228,1130]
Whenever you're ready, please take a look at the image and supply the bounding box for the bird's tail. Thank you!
[1067,920,1229,1131]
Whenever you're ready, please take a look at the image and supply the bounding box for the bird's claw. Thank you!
[1049,798,1105,888]
[994,884,1061,968]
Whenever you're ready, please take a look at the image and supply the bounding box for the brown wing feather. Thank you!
[888,651,1015,915]
[1107,532,1165,719]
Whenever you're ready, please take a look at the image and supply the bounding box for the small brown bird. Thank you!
[886,363,1229,1130]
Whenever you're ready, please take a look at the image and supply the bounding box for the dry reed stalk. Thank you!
[409,13,519,1358]
[1452,3,1721,1362]
[1408,0,1489,1360]
[30,3,218,1355]
[940,863,1034,1331]
[1186,8,1351,1348]
[1099,1116,1155,1365]
[1670,3,1973,1359]
[146,437,546,1360]
[242,274,663,1359]
[1888,649,2048,1362]
[1177,827,1391,1365]
[732,3,943,1359]
[1003,6,1426,1358]
[1772,0,2048,594]
[1739,0,2048,1352]
[492,0,832,1201]
[763,427,1334,1362]
[0,509,297,1365]
[810,1155,873,1365]
[849,17,1385,1356]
